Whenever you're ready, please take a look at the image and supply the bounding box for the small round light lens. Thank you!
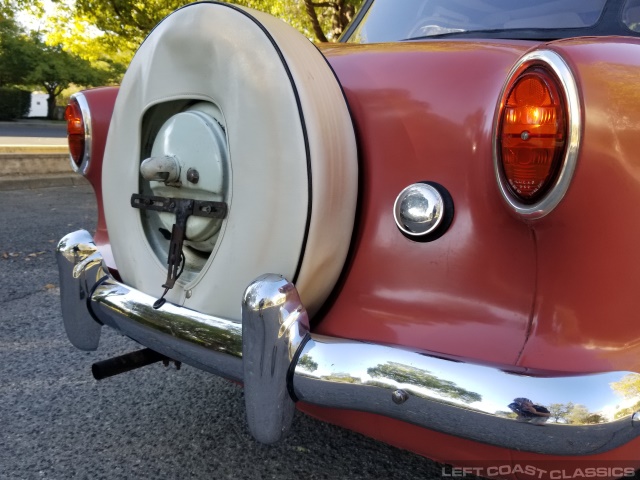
[394,183,444,237]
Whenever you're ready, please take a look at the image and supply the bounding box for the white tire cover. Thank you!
[102,2,357,319]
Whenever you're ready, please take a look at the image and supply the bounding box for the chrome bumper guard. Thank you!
[57,230,640,455]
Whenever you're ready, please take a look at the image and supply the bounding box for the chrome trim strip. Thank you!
[293,337,640,455]
[91,278,244,382]
[493,49,581,220]
[56,229,103,350]
[393,183,444,237]
[58,230,640,454]
[69,92,92,175]
[57,230,243,380]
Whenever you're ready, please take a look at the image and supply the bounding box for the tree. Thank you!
[2,6,110,117]
[0,13,35,86]
[297,354,319,372]
[70,0,182,56]
[611,373,640,420]
[301,0,358,42]
[1,0,43,19]
[614,401,640,420]
[10,0,362,112]
[566,404,591,425]
[43,1,130,79]
[35,0,363,75]
[24,40,110,118]
[611,373,640,399]
[583,413,606,424]
[548,402,574,423]
[367,362,482,404]
[232,0,360,42]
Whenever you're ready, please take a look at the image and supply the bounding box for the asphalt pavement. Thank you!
[0,186,456,480]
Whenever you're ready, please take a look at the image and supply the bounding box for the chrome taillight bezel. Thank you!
[493,50,581,220]
[67,92,92,175]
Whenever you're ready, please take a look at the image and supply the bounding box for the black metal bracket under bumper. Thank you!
[57,229,640,455]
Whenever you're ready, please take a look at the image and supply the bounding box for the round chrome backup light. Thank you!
[393,183,445,237]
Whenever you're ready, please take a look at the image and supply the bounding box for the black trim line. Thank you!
[338,0,374,43]
[195,1,313,285]
[398,181,455,243]
[286,333,312,402]
[87,274,109,326]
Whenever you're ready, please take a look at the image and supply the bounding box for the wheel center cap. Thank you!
[143,104,229,250]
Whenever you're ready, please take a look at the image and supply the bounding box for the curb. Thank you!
[0,174,89,191]
[0,153,71,175]
[0,145,79,190]
[0,145,68,154]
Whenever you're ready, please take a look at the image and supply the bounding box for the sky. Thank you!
[15,0,65,32]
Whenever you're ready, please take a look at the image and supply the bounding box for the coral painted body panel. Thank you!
[77,86,119,267]
[318,41,536,365]
[517,38,640,373]
[315,36,640,375]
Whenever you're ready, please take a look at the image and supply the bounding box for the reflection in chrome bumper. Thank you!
[57,230,640,455]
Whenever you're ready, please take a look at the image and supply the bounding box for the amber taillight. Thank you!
[499,67,567,203]
[65,99,85,167]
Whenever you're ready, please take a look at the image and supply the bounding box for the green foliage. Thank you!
[1,0,43,19]
[565,404,591,425]
[547,401,612,425]
[297,354,319,372]
[0,87,31,120]
[8,0,363,113]
[0,14,33,86]
[583,413,605,424]
[43,1,130,79]
[64,0,182,62]
[231,0,361,42]
[614,400,640,420]
[548,401,574,423]
[24,41,112,117]
[611,373,640,419]
[1,12,113,117]
[611,373,640,398]
[37,0,363,79]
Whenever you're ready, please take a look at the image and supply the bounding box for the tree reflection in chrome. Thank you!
[368,361,482,404]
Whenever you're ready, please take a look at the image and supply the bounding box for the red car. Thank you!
[58,0,640,478]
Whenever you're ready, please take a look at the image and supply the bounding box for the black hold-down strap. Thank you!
[131,194,228,308]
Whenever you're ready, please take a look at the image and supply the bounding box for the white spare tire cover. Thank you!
[102,2,357,319]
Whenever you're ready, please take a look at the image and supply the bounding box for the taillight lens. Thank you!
[499,67,566,203]
[65,99,85,167]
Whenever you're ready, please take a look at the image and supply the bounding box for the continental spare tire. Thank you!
[102,2,358,319]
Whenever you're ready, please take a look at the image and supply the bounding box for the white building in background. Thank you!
[28,92,48,117]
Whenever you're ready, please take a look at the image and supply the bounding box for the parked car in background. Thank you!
[58,1,640,478]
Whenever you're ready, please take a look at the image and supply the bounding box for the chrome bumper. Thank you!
[57,229,640,455]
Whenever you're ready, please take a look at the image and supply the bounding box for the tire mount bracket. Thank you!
[131,193,228,308]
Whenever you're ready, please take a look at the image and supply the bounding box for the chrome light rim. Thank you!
[393,182,444,237]
[493,49,581,220]
[68,91,92,175]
